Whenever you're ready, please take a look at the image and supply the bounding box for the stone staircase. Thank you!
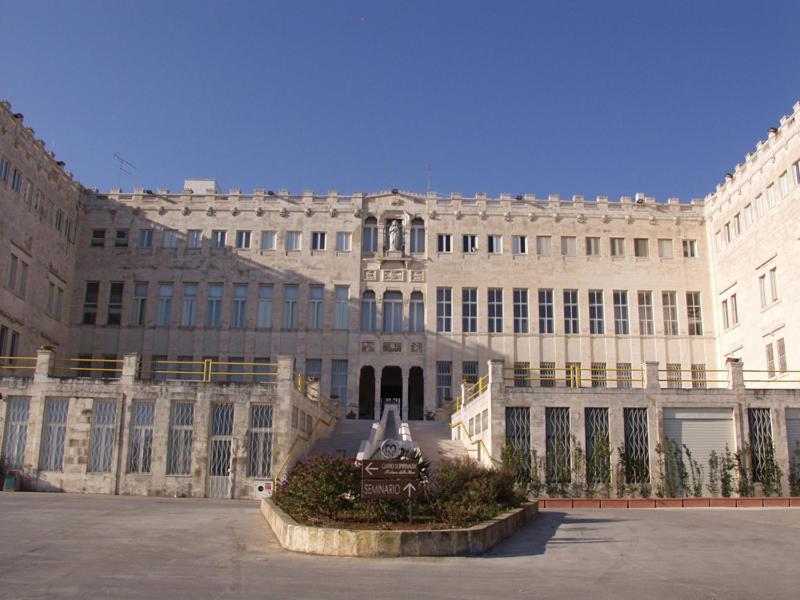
[407,421,470,466]
[309,420,375,458]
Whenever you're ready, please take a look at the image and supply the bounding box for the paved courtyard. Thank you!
[0,493,797,599]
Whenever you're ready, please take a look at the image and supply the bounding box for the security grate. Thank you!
[128,401,155,473]
[88,400,117,472]
[539,362,555,388]
[208,403,235,498]
[248,404,273,478]
[546,407,571,483]
[623,408,650,483]
[585,408,610,485]
[513,362,531,388]
[505,407,531,483]
[167,402,194,475]
[748,408,772,482]
[616,363,632,389]
[40,398,69,471]
[2,397,30,469]
[591,363,607,388]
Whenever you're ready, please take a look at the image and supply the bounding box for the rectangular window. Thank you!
[545,407,572,484]
[3,397,30,469]
[6,254,17,290]
[488,234,502,254]
[107,282,124,326]
[537,289,554,334]
[211,230,227,248]
[0,157,8,181]
[286,231,301,251]
[777,338,787,372]
[514,361,531,388]
[361,292,376,332]
[513,289,529,333]
[187,229,202,248]
[715,230,722,252]
[588,290,604,334]
[637,291,654,335]
[206,283,222,327]
[613,290,629,335]
[257,285,273,328]
[724,222,731,243]
[235,230,252,249]
[247,405,273,477]
[563,289,579,334]
[733,214,741,237]
[488,288,503,333]
[609,237,625,257]
[167,403,194,475]
[437,234,452,253]
[260,230,276,250]
[461,287,476,333]
[311,231,326,251]
[11,168,21,192]
[308,286,324,330]
[462,234,478,253]
[254,356,275,383]
[536,235,551,257]
[462,361,479,384]
[794,160,800,186]
[114,229,129,247]
[231,284,248,328]
[616,363,632,389]
[363,221,378,252]
[744,203,753,226]
[686,291,703,335]
[330,360,348,407]
[409,221,424,253]
[722,299,730,330]
[691,364,707,389]
[667,363,682,389]
[335,231,352,252]
[83,281,99,325]
[409,292,424,333]
[88,400,116,472]
[540,361,555,388]
[662,291,679,335]
[436,361,452,407]
[16,260,27,297]
[779,171,789,197]
[334,286,349,330]
[634,238,649,257]
[769,267,778,302]
[283,285,299,329]
[512,235,527,255]
[91,229,106,247]
[759,274,767,308]
[131,282,147,325]
[591,362,607,388]
[39,398,69,471]
[163,229,178,248]
[139,229,153,248]
[767,183,776,207]
[305,358,322,383]
[382,291,403,332]
[23,180,33,205]
[181,283,197,326]
[154,283,172,326]
[127,401,155,473]
[730,293,738,326]
[658,239,673,258]
[437,287,453,332]
[76,353,93,378]
[560,236,576,256]
[765,343,775,377]
[585,237,600,256]
[682,239,697,258]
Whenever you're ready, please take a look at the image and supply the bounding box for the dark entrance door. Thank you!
[408,367,424,420]
[380,366,402,416]
[358,366,375,420]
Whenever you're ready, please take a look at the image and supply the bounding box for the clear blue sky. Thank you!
[2,1,798,201]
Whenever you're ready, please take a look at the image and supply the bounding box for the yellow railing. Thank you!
[0,356,37,372]
[274,401,341,481]
[658,369,729,385]
[461,375,489,406]
[59,357,124,377]
[449,419,500,466]
[504,365,645,386]
[293,371,305,393]
[743,369,800,383]
[140,359,278,383]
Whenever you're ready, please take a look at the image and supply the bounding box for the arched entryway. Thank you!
[358,366,375,420]
[380,366,402,415]
[408,367,424,420]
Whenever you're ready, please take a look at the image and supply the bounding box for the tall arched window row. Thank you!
[362,217,378,252]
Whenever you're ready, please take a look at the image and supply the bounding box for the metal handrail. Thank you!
[275,402,341,481]
[449,419,500,465]
[0,355,37,370]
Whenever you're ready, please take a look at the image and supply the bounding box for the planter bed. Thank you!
[261,498,539,557]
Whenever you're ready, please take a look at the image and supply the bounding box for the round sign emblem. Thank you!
[380,439,402,459]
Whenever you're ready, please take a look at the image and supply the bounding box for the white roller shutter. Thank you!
[787,409,800,468]
[662,408,736,483]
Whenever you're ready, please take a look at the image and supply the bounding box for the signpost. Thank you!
[361,460,420,500]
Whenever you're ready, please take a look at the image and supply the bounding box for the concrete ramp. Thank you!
[407,421,470,466]
[309,420,375,458]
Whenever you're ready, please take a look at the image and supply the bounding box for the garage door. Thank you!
[663,408,736,485]
[787,409,800,469]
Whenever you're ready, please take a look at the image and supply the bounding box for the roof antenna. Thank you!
[114,153,136,189]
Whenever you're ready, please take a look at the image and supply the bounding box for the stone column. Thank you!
[33,349,55,382]
[644,361,660,390]
[121,353,140,385]
[401,367,409,421]
[727,357,744,392]
[274,356,296,480]
[374,368,382,421]
[488,359,506,465]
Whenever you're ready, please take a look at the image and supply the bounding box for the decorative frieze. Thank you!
[410,271,425,282]
[383,270,405,282]
[410,342,423,353]
[361,341,375,353]
[382,342,402,353]
[363,270,378,282]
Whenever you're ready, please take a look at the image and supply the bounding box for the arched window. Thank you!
[383,291,403,332]
[361,291,376,332]
[410,218,425,253]
[409,291,424,333]
[362,217,378,253]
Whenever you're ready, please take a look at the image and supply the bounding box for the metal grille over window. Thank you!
[585,408,610,486]
[666,363,682,389]
[462,361,478,385]
[40,398,69,471]
[616,363,632,389]
[514,361,530,388]
[623,408,650,483]
[505,407,531,483]
[748,408,773,482]
[539,362,555,388]
[128,401,155,473]
[167,402,194,475]
[691,364,707,389]
[591,362,607,388]
[247,405,273,478]
[436,361,452,407]
[88,400,117,472]
[208,403,234,498]
[2,397,30,469]
[546,407,571,484]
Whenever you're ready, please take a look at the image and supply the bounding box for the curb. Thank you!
[537,497,800,509]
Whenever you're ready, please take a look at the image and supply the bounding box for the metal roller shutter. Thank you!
[662,408,736,484]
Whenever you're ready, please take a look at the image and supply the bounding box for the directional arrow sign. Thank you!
[361,460,419,480]
[361,479,420,500]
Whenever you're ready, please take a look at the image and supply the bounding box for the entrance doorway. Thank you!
[380,366,402,415]
[358,366,375,420]
[408,367,424,420]
[207,403,234,499]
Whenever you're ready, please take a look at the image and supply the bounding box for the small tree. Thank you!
[706,451,721,497]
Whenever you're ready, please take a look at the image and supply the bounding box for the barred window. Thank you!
[254,357,276,383]
[2,397,29,469]
[88,400,117,473]
[540,361,555,388]
[436,361,452,407]
[167,403,194,475]
[40,398,69,471]
[591,362,607,388]
[514,361,531,388]
[331,360,348,407]
[248,405,273,478]
[128,401,155,473]
[691,363,707,389]
[566,362,582,388]
[616,362,632,389]
[666,363,682,389]
[623,408,650,484]
[462,361,479,385]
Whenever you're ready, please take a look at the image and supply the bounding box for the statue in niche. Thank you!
[388,219,402,252]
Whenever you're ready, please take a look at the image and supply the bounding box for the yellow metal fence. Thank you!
[504,365,645,388]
